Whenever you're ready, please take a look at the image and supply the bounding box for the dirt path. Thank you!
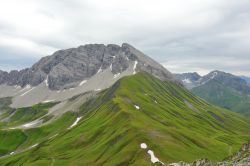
[0,143,39,159]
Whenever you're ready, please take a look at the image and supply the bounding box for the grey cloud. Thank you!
[0,0,249,76]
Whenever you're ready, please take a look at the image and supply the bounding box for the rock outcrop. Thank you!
[167,143,250,166]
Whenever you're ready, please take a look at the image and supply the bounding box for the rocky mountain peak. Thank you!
[0,43,174,90]
[201,70,248,87]
[174,72,201,89]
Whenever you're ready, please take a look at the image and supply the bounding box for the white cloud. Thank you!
[0,35,57,57]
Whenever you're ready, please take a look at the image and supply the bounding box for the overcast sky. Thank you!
[0,0,250,76]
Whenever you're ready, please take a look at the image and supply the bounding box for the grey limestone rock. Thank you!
[0,43,175,90]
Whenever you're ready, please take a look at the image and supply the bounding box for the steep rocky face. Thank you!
[175,72,201,82]
[0,43,174,90]
[198,71,250,93]
[175,72,201,89]
[0,70,8,84]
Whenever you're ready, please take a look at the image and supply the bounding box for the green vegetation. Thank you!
[7,103,56,127]
[0,112,76,158]
[192,79,250,116]
[0,130,26,155]
[0,102,57,128]
[0,73,250,165]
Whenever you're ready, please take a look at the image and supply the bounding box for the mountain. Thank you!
[241,76,250,85]
[176,71,250,116]
[0,73,250,165]
[175,72,201,89]
[0,43,177,108]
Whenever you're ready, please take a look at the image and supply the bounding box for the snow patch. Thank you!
[97,67,102,74]
[79,80,87,86]
[69,117,82,129]
[42,100,55,103]
[139,143,164,165]
[14,85,21,89]
[140,143,147,149]
[201,71,218,85]
[20,87,35,96]
[182,78,191,84]
[44,75,49,87]
[211,71,218,79]
[20,85,31,92]
[133,61,138,74]
[110,63,113,71]
[147,150,164,165]
[22,121,39,128]
[134,105,140,110]
[113,73,120,79]
[95,88,102,91]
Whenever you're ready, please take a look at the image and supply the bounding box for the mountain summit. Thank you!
[0,43,176,108]
[0,43,174,90]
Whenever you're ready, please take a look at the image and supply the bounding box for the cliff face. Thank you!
[0,43,174,90]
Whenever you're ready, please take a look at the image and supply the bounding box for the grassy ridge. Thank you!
[0,73,250,165]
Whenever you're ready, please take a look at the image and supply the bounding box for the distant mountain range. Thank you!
[241,76,250,85]
[175,71,250,116]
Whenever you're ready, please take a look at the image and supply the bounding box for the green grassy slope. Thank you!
[0,130,26,155]
[0,102,57,128]
[0,112,76,157]
[192,80,250,116]
[7,103,56,127]
[0,73,250,165]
